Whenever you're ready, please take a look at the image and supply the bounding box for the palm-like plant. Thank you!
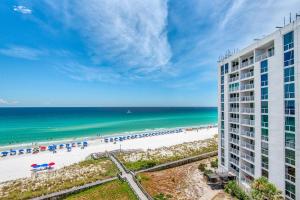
[251,177,284,200]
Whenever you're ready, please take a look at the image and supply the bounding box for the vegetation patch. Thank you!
[0,158,119,200]
[117,136,218,171]
[65,179,138,200]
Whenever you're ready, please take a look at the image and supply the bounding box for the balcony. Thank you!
[241,130,255,138]
[229,97,239,102]
[261,135,268,142]
[240,71,254,80]
[231,66,239,72]
[241,119,255,126]
[255,48,274,62]
[241,152,254,163]
[241,96,254,102]
[241,141,255,150]
[229,76,239,82]
[285,141,295,149]
[229,108,239,112]
[230,138,239,145]
[286,174,296,183]
[230,148,239,155]
[241,164,254,175]
[240,59,254,69]
[230,158,239,166]
[229,118,239,123]
[241,107,254,114]
[240,84,254,91]
[229,128,239,134]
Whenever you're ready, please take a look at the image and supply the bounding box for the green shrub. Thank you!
[154,193,172,200]
[224,181,250,200]
[198,163,207,172]
[251,177,284,200]
[203,169,213,176]
[210,158,218,168]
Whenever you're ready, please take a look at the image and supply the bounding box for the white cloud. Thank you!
[219,0,246,29]
[13,5,32,14]
[42,0,171,74]
[0,98,18,105]
[0,46,44,60]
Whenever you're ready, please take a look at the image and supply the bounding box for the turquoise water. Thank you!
[0,107,217,146]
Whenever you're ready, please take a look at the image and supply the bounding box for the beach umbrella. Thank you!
[32,165,40,169]
[49,162,55,166]
[41,163,48,167]
[31,164,37,167]
[83,141,88,146]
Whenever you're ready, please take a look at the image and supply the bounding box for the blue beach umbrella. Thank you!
[41,163,48,167]
[26,148,32,153]
[83,141,88,146]
[1,151,8,156]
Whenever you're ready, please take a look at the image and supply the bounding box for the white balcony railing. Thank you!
[241,153,255,163]
[230,138,239,145]
[241,164,255,175]
[241,119,255,126]
[240,84,254,91]
[241,96,254,102]
[241,141,255,150]
[229,97,239,102]
[229,128,239,134]
[241,107,254,114]
[230,158,239,166]
[241,130,255,138]
[229,118,239,123]
[229,108,239,112]
[230,148,239,155]
[229,76,239,82]
[240,71,254,80]
[241,59,254,69]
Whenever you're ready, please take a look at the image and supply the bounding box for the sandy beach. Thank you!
[0,126,217,183]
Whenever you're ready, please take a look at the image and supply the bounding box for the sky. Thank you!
[0,0,299,107]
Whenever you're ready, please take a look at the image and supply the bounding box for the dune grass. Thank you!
[117,136,218,171]
[65,179,138,200]
[0,158,119,200]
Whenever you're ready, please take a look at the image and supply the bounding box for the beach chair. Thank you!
[26,148,32,153]
[83,141,88,147]
[18,149,24,155]
[1,151,8,157]
[59,144,64,149]
[67,147,72,152]
[10,150,17,156]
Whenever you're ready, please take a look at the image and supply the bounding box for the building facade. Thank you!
[218,19,300,200]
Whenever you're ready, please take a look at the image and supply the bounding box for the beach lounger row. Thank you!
[0,141,88,157]
[103,128,183,143]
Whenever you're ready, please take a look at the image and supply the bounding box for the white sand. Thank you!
[0,127,217,183]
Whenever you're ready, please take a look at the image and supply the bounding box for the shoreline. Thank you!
[0,125,218,183]
[0,123,217,151]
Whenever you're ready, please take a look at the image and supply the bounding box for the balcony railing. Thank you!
[285,141,295,149]
[231,66,239,72]
[229,97,239,102]
[255,49,274,62]
[230,138,239,145]
[240,84,254,91]
[229,118,239,123]
[241,164,254,175]
[229,108,239,112]
[262,162,269,170]
[261,135,268,142]
[241,59,254,69]
[230,158,239,166]
[240,71,254,80]
[241,107,254,114]
[241,152,254,163]
[241,96,254,102]
[241,141,255,150]
[241,119,255,126]
[229,128,239,134]
[241,130,255,138]
[285,174,296,183]
[229,87,239,92]
[229,76,239,82]
[230,148,239,155]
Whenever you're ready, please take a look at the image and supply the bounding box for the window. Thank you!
[261,87,268,100]
[285,100,295,115]
[285,116,295,132]
[221,94,224,102]
[221,103,224,111]
[285,149,295,165]
[262,155,268,169]
[261,128,268,141]
[262,169,269,178]
[261,115,268,128]
[284,31,294,51]
[285,83,295,98]
[261,60,268,73]
[221,65,224,75]
[221,76,224,84]
[285,181,295,199]
[285,166,295,183]
[261,142,268,155]
[284,50,294,67]
[284,67,294,82]
[285,132,295,149]
[221,85,224,93]
[225,63,229,74]
[261,74,268,86]
[261,101,268,113]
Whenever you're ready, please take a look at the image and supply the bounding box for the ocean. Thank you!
[0,107,217,146]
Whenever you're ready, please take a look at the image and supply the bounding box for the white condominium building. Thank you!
[218,19,299,200]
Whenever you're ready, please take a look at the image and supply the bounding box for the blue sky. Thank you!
[0,0,299,107]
